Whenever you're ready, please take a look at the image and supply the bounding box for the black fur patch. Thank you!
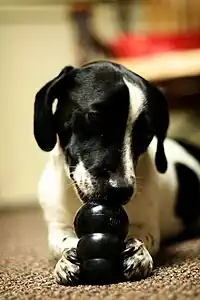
[175,162,200,230]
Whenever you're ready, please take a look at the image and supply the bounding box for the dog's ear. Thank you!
[34,66,74,151]
[145,83,169,173]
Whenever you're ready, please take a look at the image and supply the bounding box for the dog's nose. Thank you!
[106,176,134,205]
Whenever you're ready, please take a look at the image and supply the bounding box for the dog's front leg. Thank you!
[123,223,160,281]
[122,188,161,281]
[38,145,81,285]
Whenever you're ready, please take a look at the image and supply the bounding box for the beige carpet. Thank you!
[1,207,200,300]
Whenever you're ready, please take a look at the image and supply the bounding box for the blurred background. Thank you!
[1,0,200,209]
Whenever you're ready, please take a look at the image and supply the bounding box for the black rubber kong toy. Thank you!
[74,203,129,285]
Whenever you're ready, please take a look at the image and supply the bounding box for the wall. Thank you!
[0,2,77,206]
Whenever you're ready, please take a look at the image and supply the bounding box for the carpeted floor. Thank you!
[1,208,200,300]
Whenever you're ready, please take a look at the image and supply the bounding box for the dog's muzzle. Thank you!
[72,167,134,205]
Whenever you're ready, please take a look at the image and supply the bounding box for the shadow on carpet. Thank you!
[1,207,200,300]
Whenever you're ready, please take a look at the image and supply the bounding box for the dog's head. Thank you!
[34,61,169,205]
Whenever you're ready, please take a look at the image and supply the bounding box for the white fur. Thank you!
[123,78,144,119]
[122,77,144,187]
[123,238,153,280]
[72,160,95,197]
[38,141,80,259]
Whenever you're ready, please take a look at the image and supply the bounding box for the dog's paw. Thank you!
[54,248,80,286]
[123,238,153,281]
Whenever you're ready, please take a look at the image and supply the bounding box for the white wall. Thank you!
[0,3,77,206]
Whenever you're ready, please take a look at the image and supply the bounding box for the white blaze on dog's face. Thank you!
[122,78,144,190]
[34,61,168,204]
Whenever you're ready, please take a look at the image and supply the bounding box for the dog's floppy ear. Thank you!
[145,82,169,173]
[34,66,74,152]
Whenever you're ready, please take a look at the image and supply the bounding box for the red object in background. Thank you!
[109,31,200,58]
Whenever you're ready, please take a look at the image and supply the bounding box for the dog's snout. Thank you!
[106,176,134,205]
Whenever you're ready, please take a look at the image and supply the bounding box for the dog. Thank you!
[34,61,200,285]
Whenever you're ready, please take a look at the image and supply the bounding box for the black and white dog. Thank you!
[34,61,200,285]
